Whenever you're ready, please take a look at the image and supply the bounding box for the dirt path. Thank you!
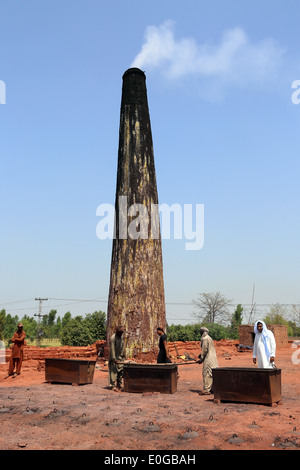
[0,341,299,451]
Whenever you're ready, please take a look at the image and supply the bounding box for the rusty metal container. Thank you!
[212,367,281,405]
[45,358,96,385]
[123,363,178,394]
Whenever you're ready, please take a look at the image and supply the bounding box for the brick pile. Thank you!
[239,325,255,346]
[168,341,200,352]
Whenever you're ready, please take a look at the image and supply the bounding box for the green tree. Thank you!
[263,303,293,335]
[229,304,243,339]
[287,321,300,337]
[62,311,72,328]
[41,310,57,339]
[264,303,287,323]
[21,315,38,342]
[61,317,93,346]
[48,310,57,326]
[167,322,230,342]
[55,316,62,338]
[83,311,106,342]
[200,322,230,341]
[0,309,6,341]
[168,324,196,342]
[60,311,106,346]
[3,314,19,341]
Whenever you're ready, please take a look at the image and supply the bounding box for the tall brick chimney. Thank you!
[106,68,166,357]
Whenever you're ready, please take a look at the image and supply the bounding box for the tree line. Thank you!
[1,291,299,347]
[168,303,244,341]
[0,309,106,347]
[192,292,300,337]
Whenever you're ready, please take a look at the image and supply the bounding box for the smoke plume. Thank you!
[131,20,284,88]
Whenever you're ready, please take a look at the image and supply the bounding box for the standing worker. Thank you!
[156,327,171,363]
[6,323,26,378]
[108,325,125,391]
[253,320,276,368]
[197,326,219,395]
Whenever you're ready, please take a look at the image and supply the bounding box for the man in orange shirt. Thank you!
[7,323,26,377]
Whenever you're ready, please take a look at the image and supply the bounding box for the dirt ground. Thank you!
[0,340,299,452]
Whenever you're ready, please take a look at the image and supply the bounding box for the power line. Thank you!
[2,296,300,308]
[0,297,108,312]
[48,297,107,302]
[1,297,300,320]
[0,298,34,306]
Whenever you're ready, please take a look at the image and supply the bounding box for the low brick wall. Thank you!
[4,341,105,362]
[268,325,288,346]
[4,340,200,362]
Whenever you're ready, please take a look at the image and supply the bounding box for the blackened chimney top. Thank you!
[123,67,145,79]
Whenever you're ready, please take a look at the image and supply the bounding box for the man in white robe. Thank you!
[253,321,276,368]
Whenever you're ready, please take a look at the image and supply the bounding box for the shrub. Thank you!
[61,318,93,347]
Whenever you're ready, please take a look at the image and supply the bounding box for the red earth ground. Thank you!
[0,339,299,451]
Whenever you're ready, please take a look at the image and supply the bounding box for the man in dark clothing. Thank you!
[108,325,125,391]
[156,327,171,363]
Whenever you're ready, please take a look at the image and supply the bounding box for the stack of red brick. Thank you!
[4,340,106,362]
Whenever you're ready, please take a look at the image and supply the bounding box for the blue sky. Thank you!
[1,1,300,324]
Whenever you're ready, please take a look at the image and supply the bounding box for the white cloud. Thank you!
[131,20,285,88]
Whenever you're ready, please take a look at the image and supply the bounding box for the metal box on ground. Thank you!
[212,367,282,406]
[123,363,178,394]
[45,358,96,385]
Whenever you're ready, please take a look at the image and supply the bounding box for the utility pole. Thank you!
[34,298,48,347]
[248,283,256,324]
